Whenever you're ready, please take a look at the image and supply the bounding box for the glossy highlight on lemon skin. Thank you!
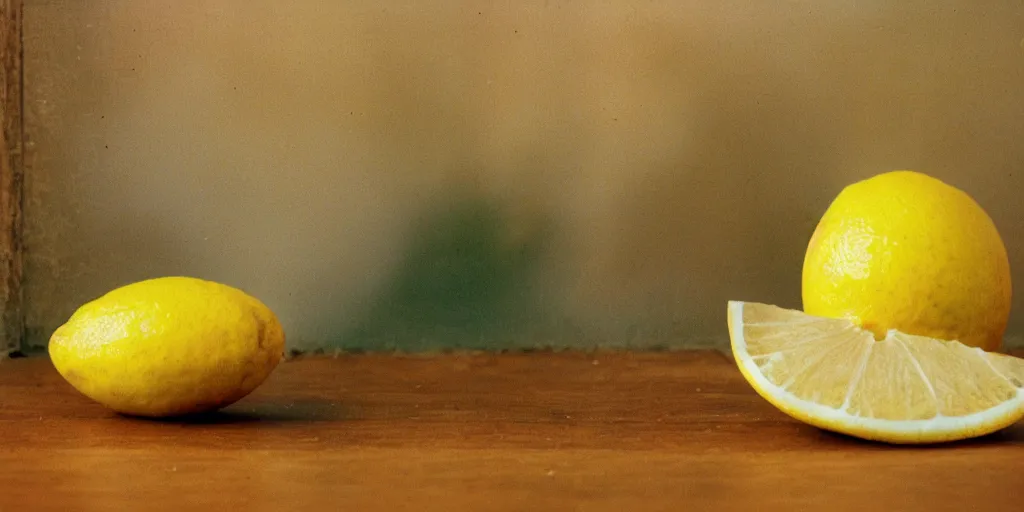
[48,276,286,418]
[802,170,1012,351]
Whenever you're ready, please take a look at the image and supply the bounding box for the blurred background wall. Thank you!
[20,1,1024,351]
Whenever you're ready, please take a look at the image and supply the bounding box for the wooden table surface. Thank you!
[1,351,1023,511]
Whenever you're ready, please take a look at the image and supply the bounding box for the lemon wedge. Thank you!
[728,300,1024,444]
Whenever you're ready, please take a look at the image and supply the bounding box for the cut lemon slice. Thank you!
[728,300,1024,444]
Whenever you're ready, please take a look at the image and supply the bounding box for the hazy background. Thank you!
[21,1,1024,351]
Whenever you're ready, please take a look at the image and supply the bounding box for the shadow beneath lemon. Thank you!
[116,399,352,425]
[807,422,1024,449]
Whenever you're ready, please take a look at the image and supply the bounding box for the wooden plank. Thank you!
[1,352,1022,511]
[0,0,21,357]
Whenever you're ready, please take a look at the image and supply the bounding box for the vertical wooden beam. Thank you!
[0,0,22,357]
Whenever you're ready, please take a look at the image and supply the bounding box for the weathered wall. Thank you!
[21,1,1024,351]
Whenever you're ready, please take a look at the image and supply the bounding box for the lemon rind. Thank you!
[728,300,1024,444]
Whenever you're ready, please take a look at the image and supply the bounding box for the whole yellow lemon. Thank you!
[49,276,285,417]
[802,170,1011,351]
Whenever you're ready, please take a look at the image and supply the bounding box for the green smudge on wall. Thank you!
[338,197,551,351]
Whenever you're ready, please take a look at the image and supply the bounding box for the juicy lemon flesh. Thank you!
[48,276,286,418]
[728,301,1024,444]
[802,170,1011,351]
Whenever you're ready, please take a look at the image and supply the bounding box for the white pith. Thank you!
[729,301,1024,438]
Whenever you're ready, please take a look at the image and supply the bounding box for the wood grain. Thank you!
[2,351,1024,510]
[0,0,21,357]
